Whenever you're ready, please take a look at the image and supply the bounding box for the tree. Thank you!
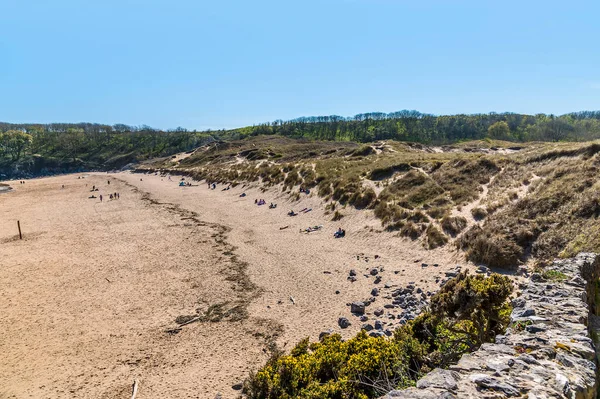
[0,130,33,162]
[487,121,510,140]
[58,128,85,162]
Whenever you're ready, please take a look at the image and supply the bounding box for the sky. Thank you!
[1,0,599,130]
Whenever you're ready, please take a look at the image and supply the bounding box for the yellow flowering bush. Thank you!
[244,272,513,399]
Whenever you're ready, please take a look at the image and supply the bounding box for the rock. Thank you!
[421,263,428,268]
[445,270,458,278]
[470,374,520,396]
[371,288,379,296]
[369,331,386,338]
[350,302,365,315]
[347,276,357,282]
[359,315,368,322]
[374,320,384,330]
[231,383,243,391]
[416,287,422,294]
[349,269,357,276]
[382,388,455,398]
[416,369,460,390]
[335,290,340,295]
[380,254,600,399]
[384,304,395,309]
[338,317,351,329]
[319,330,332,340]
[374,276,382,284]
[476,265,489,274]
[530,273,543,282]
[525,324,546,333]
[514,308,536,317]
[361,323,374,331]
[374,308,384,316]
[370,268,379,276]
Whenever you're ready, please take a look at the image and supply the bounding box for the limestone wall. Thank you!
[381,253,600,399]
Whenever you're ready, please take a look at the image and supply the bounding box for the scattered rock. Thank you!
[361,323,374,332]
[350,302,365,315]
[369,268,379,276]
[338,317,351,329]
[231,383,243,391]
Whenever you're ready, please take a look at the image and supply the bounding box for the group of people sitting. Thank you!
[269,203,277,209]
[179,181,193,187]
[255,199,266,205]
[334,227,346,238]
[299,187,310,195]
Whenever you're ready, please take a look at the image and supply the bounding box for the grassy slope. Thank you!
[140,135,600,268]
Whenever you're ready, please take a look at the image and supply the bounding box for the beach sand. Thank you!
[0,172,472,398]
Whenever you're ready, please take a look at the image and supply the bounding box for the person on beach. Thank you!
[100,195,103,202]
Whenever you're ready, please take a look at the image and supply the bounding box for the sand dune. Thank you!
[0,172,474,398]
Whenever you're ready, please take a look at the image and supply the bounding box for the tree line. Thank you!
[228,111,600,143]
[3,111,600,173]
[0,122,216,172]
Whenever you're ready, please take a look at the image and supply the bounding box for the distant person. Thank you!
[62,185,64,189]
[117,193,120,199]
[107,180,110,185]
[100,195,103,202]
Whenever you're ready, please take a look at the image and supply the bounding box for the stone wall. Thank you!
[381,253,600,399]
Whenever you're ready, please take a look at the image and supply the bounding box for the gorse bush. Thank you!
[243,272,513,399]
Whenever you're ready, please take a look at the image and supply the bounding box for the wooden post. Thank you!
[17,220,22,240]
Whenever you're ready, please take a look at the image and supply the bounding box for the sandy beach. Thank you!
[0,172,473,398]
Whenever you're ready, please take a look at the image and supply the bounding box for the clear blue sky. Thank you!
[1,0,599,130]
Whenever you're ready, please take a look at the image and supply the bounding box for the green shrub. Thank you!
[244,273,513,399]
[471,207,487,220]
[400,221,424,239]
[332,211,344,221]
[350,188,377,209]
[440,215,468,237]
[459,226,523,269]
[425,225,448,249]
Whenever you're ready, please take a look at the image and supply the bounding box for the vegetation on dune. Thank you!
[5,109,600,176]
[149,135,600,266]
[7,114,600,269]
[243,272,513,399]
[455,142,600,266]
